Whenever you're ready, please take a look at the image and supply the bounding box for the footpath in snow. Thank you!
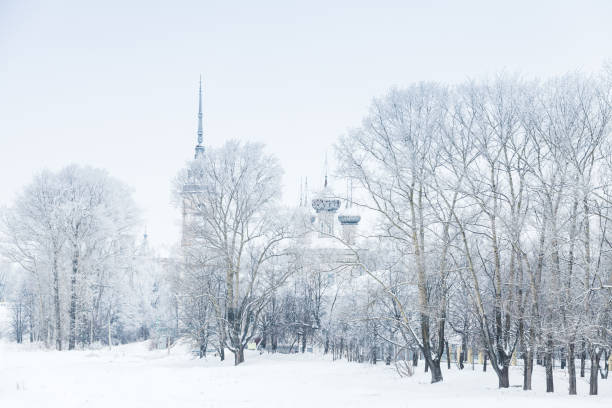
[1,340,610,408]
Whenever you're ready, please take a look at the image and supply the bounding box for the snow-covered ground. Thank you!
[1,340,610,408]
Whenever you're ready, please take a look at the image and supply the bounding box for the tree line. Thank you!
[1,166,170,350]
[335,69,612,394]
[2,68,611,397]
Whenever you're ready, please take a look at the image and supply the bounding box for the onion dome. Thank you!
[311,176,340,213]
[337,199,361,225]
[338,213,361,225]
[338,178,360,225]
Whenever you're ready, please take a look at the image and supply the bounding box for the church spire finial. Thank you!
[324,153,328,188]
[194,75,205,159]
[299,177,303,207]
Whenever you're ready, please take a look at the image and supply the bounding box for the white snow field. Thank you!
[1,341,610,408]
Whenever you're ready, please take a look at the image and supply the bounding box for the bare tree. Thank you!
[178,140,296,365]
[337,84,453,383]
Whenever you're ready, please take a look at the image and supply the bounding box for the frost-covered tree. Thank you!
[335,69,612,393]
[337,84,455,383]
[177,140,296,365]
[1,165,140,349]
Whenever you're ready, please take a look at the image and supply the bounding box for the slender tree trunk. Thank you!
[546,336,554,392]
[446,341,451,369]
[68,245,79,350]
[107,305,112,350]
[600,350,609,379]
[560,348,566,369]
[568,342,576,395]
[524,348,533,391]
[580,340,586,377]
[460,336,467,370]
[52,253,62,351]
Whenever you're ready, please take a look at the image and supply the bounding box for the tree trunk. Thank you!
[580,340,586,377]
[234,346,245,366]
[89,313,93,346]
[568,342,576,395]
[107,305,112,350]
[499,364,510,388]
[460,336,467,370]
[600,350,609,379]
[523,348,533,391]
[429,359,443,383]
[446,341,451,369]
[546,337,554,393]
[52,253,62,351]
[68,246,79,350]
[560,347,566,369]
[590,350,601,395]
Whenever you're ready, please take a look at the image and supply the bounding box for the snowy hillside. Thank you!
[1,342,610,408]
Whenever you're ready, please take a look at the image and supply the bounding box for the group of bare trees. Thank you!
[173,70,611,392]
[3,69,610,397]
[175,141,301,365]
[336,70,612,394]
[0,165,161,349]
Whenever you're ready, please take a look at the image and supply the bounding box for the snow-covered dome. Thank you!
[311,181,340,213]
[338,211,361,225]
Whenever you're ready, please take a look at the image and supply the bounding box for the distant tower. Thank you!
[194,75,205,160]
[312,160,340,237]
[338,179,360,244]
[183,76,206,248]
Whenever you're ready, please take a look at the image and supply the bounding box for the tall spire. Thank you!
[194,75,205,159]
[299,177,303,207]
[324,153,328,188]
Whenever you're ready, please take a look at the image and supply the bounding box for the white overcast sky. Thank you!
[1,0,611,251]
